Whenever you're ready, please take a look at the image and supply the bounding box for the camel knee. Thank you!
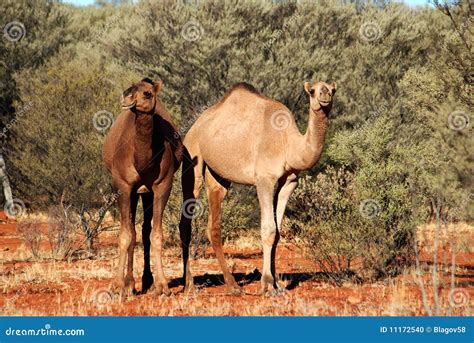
[151,230,165,249]
[207,224,222,245]
[261,223,277,246]
[142,220,152,234]
[119,229,135,249]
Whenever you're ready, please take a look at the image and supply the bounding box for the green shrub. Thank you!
[9,45,140,252]
[288,114,431,281]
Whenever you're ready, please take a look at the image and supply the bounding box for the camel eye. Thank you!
[310,89,315,96]
[144,91,152,98]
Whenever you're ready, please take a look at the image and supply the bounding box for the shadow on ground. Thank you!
[165,269,327,291]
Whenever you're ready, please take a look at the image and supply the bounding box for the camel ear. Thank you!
[331,82,337,93]
[121,85,137,109]
[154,80,162,93]
[304,82,312,94]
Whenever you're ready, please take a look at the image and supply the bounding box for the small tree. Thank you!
[10,44,139,255]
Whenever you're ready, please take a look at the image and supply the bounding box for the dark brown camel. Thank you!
[102,78,182,296]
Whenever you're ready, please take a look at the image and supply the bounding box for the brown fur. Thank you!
[178,80,336,295]
[102,78,182,296]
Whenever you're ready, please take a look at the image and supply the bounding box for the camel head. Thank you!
[121,78,162,114]
[304,81,337,114]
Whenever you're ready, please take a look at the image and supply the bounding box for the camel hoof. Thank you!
[110,282,134,301]
[151,283,171,296]
[183,283,195,295]
[226,284,244,295]
[263,288,283,297]
[110,280,125,295]
[141,273,154,294]
[260,275,278,296]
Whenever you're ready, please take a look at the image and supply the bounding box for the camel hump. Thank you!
[218,82,262,105]
[228,82,260,94]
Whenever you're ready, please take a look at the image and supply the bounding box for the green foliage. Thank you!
[288,115,429,281]
[1,0,471,277]
[1,0,72,138]
[10,45,138,207]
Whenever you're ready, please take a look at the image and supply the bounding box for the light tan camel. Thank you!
[178,80,336,295]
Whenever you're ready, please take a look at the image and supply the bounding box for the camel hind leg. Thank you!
[204,167,242,294]
[141,192,154,293]
[178,147,204,293]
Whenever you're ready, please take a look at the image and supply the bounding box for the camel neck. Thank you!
[132,111,156,172]
[133,111,155,164]
[287,108,328,171]
[134,112,154,141]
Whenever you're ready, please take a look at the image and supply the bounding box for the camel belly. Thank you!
[205,156,256,185]
[199,124,257,185]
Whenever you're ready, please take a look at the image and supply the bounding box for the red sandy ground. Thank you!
[0,211,472,316]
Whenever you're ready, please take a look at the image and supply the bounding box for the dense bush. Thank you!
[288,115,430,281]
[1,0,471,277]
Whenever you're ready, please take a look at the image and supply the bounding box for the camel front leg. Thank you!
[256,177,278,295]
[274,173,298,231]
[124,192,138,294]
[113,188,138,297]
[151,179,173,296]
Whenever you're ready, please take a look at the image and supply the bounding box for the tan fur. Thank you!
[179,81,336,294]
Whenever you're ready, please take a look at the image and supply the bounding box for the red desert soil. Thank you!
[0,211,472,316]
